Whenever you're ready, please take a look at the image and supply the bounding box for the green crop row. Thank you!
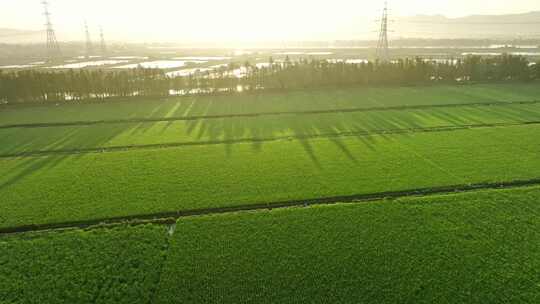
[1,83,540,127]
[3,185,540,303]
[0,224,168,304]
[0,124,539,229]
[1,102,540,156]
[156,185,540,303]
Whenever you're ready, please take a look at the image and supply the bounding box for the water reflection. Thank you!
[115,60,206,69]
[49,60,129,69]
[174,56,231,61]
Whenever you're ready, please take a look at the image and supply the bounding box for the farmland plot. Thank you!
[156,186,540,304]
[2,83,540,127]
[0,224,168,304]
[1,102,540,157]
[0,124,539,229]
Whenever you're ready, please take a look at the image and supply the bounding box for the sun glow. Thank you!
[1,0,540,43]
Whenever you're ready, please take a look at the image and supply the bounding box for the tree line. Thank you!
[1,54,538,104]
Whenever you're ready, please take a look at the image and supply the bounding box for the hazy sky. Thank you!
[2,0,540,42]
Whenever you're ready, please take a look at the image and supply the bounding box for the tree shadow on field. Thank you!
[0,153,77,191]
[0,95,223,190]
[3,90,539,189]
[0,100,185,190]
[183,94,540,169]
[0,122,139,190]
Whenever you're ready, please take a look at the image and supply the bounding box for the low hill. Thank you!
[395,11,540,39]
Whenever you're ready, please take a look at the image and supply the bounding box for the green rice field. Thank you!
[2,186,540,303]
[1,102,540,156]
[1,83,540,303]
[156,186,540,304]
[2,83,540,127]
[0,224,168,304]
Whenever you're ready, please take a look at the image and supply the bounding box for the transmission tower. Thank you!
[41,0,61,62]
[99,26,107,55]
[84,21,93,58]
[376,1,390,62]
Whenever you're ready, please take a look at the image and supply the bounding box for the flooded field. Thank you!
[485,44,538,49]
[460,51,540,56]
[308,52,334,55]
[173,56,231,61]
[49,60,130,69]
[327,59,369,64]
[275,52,304,55]
[115,60,206,69]
[2,45,539,71]
[461,52,503,56]
[110,56,149,60]
[274,51,334,55]
[74,55,102,59]
[0,64,37,69]
[0,61,45,69]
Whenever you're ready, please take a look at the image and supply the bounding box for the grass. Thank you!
[0,224,168,304]
[1,124,539,229]
[156,185,540,304]
[2,83,540,127]
[1,102,540,156]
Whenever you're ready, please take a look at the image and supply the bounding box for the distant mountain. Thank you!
[0,28,42,43]
[394,11,540,39]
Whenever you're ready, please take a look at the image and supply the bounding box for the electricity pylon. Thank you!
[84,21,93,58]
[42,0,61,62]
[376,1,390,62]
[99,26,107,55]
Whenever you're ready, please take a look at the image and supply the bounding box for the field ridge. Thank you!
[2,177,539,236]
